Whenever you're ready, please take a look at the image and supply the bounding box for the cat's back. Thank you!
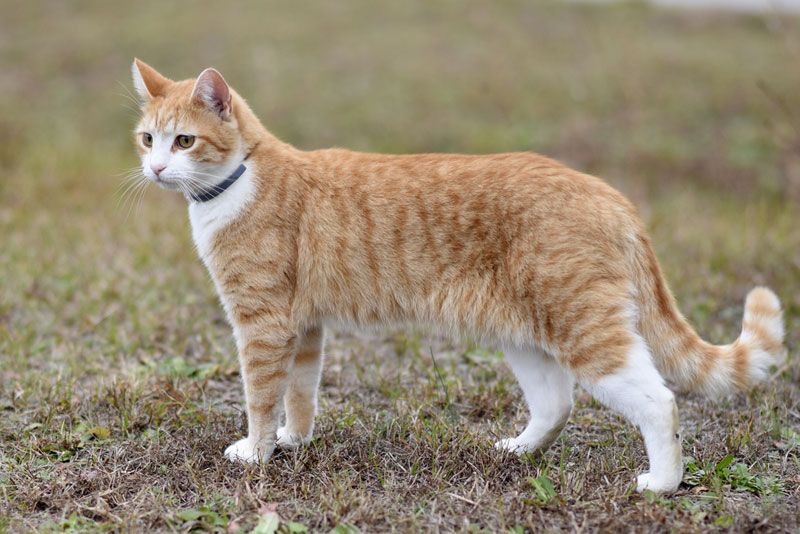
[305,147,639,231]
[310,147,569,183]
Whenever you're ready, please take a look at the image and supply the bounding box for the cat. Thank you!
[130,59,785,493]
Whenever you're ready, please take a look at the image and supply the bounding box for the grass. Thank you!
[1,0,799,531]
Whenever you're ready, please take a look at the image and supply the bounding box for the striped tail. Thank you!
[635,238,786,398]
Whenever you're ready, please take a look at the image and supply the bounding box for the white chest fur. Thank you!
[188,167,256,348]
[188,167,256,269]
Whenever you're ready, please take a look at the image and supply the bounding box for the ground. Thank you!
[1,1,799,532]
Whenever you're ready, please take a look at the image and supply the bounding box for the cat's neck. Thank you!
[187,156,257,267]
[231,91,295,159]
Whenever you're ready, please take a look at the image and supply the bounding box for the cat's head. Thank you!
[131,59,245,195]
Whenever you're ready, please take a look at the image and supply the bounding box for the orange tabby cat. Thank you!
[131,59,785,493]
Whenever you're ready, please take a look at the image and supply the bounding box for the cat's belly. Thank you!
[314,287,532,350]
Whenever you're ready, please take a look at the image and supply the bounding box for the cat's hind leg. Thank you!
[495,347,575,454]
[276,326,324,449]
[573,331,683,493]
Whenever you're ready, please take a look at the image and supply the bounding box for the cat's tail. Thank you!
[634,237,786,398]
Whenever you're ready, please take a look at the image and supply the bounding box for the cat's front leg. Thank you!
[277,325,324,449]
[225,322,297,464]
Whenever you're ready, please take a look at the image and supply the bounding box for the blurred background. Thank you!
[2,0,799,438]
[1,1,799,530]
[3,1,800,196]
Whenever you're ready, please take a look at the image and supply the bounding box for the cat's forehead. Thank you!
[138,80,203,131]
[140,103,195,132]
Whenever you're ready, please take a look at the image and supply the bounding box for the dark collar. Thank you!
[190,163,247,203]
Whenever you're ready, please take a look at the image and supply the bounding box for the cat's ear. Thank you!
[191,68,232,121]
[131,58,170,101]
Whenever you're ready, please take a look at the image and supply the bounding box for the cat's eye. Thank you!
[141,132,153,148]
[175,135,195,149]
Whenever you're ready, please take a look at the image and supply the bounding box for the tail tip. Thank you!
[745,286,781,315]
[743,286,786,367]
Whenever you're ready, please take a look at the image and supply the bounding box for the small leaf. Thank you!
[527,475,557,505]
[176,509,203,521]
[715,454,734,475]
[251,511,280,534]
[714,514,734,528]
[87,426,111,440]
[642,489,658,504]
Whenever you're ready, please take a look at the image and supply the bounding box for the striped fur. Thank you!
[132,60,786,493]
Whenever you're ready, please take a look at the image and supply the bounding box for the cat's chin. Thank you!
[152,176,182,191]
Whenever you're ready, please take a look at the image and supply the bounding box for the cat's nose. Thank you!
[150,163,167,176]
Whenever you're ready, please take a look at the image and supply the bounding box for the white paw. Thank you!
[636,472,681,493]
[494,437,534,454]
[224,437,273,464]
[276,426,310,449]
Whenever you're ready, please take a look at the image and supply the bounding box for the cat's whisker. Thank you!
[177,168,229,179]
[121,177,149,221]
[116,80,142,109]
[119,180,143,218]
[115,165,143,176]
[173,174,203,190]
[115,96,143,118]
[177,171,235,195]
[116,171,148,205]
[177,182,194,201]
[180,169,226,178]
[116,168,144,183]
[176,173,229,196]
[116,172,145,192]
[117,177,145,209]
[119,185,138,220]
[130,179,151,219]
[119,103,141,118]
[176,175,221,190]
[116,171,142,183]
[116,176,140,196]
